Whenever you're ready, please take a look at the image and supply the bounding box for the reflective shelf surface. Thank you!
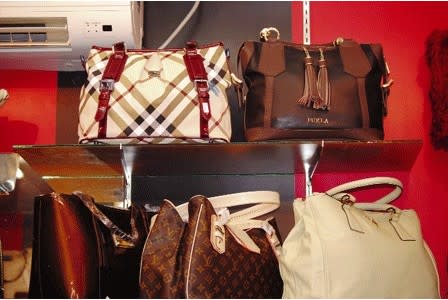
[13,140,422,204]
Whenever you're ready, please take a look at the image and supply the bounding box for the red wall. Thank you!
[0,71,57,250]
[0,70,57,152]
[292,1,448,296]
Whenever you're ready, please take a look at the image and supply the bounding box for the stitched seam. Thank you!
[185,203,204,298]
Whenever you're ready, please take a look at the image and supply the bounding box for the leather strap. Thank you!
[325,177,403,204]
[95,42,128,138]
[258,43,285,128]
[322,177,415,241]
[175,190,280,221]
[183,41,211,139]
[73,191,138,249]
[170,191,281,254]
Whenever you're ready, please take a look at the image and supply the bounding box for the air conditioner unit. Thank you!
[0,1,143,71]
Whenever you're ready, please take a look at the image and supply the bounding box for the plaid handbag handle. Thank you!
[184,41,212,139]
[94,42,128,138]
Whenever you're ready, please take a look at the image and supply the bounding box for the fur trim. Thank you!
[426,30,448,150]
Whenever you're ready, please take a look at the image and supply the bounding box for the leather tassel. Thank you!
[298,47,322,108]
[317,48,331,110]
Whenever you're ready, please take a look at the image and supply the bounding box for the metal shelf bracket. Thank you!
[297,140,324,196]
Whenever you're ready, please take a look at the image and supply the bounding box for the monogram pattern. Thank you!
[78,43,232,144]
[139,200,185,298]
[139,196,283,298]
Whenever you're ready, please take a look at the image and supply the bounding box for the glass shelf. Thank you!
[15,140,422,176]
[12,140,422,205]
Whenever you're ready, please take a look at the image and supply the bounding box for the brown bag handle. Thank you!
[73,191,140,249]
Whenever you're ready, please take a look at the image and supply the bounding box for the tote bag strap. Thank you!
[175,190,280,222]
[174,191,281,254]
[325,177,403,204]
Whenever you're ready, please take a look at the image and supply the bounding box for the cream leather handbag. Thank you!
[280,177,440,298]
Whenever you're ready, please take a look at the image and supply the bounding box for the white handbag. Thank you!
[280,177,440,298]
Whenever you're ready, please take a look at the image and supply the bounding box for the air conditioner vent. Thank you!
[0,1,143,71]
[0,17,69,48]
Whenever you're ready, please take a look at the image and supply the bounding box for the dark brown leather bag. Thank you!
[28,192,152,299]
[238,29,393,141]
[139,191,283,298]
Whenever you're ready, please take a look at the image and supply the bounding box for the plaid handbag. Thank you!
[78,41,235,144]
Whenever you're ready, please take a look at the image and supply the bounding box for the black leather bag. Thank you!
[28,192,153,299]
[238,28,393,141]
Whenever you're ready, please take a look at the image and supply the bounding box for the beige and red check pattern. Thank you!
[78,43,233,144]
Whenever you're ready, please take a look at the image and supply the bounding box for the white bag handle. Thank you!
[325,177,411,240]
[175,190,280,221]
[325,177,403,204]
[207,191,281,255]
[168,191,281,254]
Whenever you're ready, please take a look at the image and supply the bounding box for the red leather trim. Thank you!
[183,41,210,138]
[95,42,128,138]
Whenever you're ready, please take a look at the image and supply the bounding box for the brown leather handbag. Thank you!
[238,28,393,141]
[28,192,153,299]
[139,191,283,298]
